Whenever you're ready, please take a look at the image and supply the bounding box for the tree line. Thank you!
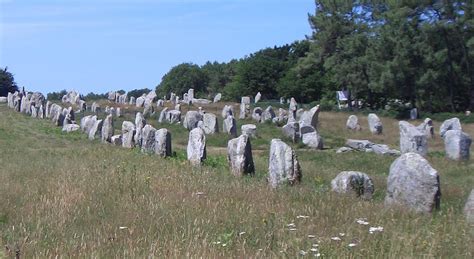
[156,1,474,112]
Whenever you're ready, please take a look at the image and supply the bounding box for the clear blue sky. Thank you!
[1,0,315,95]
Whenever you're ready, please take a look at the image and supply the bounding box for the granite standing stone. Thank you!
[227,134,255,176]
[268,139,301,188]
[331,171,374,200]
[187,127,206,166]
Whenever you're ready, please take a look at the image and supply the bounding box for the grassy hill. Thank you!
[0,102,472,257]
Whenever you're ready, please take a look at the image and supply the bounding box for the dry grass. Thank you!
[0,102,473,257]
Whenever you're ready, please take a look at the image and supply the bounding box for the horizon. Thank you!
[1,0,314,95]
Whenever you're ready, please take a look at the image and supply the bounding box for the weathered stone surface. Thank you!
[268,139,301,188]
[192,98,212,105]
[221,105,234,119]
[101,114,114,143]
[155,128,172,157]
[255,92,261,103]
[158,107,168,123]
[302,131,323,149]
[251,107,263,122]
[187,127,206,166]
[282,122,300,143]
[241,124,257,138]
[121,121,136,148]
[136,95,146,107]
[50,104,64,126]
[336,147,354,153]
[108,91,116,101]
[167,110,181,124]
[289,97,297,112]
[295,108,305,121]
[116,107,121,117]
[385,152,441,213]
[111,135,122,146]
[227,134,255,176]
[129,96,136,105]
[31,106,38,118]
[223,115,238,137]
[261,106,275,122]
[399,121,428,156]
[38,105,44,119]
[346,115,361,130]
[183,111,203,130]
[417,118,434,138]
[134,112,146,147]
[213,93,222,103]
[331,171,374,200]
[156,99,164,107]
[239,102,249,119]
[300,105,320,129]
[440,117,462,138]
[202,113,219,134]
[80,115,95,134]
[61,90,81,105]
[88,119,103,140]
[141,125,157,153]
[45,101,51,118]
[62,124,80,133]
[444,130,471,160]
[464,189,474,224]
[372,144,401,156]
[241,96,251,104]
[346,139,373,151]
[368,113,383,134]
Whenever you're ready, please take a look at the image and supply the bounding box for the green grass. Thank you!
[0,103,473,257]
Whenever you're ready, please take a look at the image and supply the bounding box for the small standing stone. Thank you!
[444,130,471,160]
[202,113,219,134]
[187,127,206,166]
[255,92,261,103]
[155,128,172,157]
[439,117,462,138]
[88,119,103,140]
[252,107,263,122]
[331,171,374,200]
[101,114,114,143]
[368,113,383,134]
[282,122,300,143]
[399,121,428,156]
[141,125,157,153]
[183,111,203,130]
[463,189,474,224]
[346,115,361,130]
[122,121,136,148]
[223,115,238,137]
[227,134,255,176]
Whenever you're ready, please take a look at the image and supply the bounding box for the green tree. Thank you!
[156,63,209,98]
[0,67,18,96]
[128,88,151,98]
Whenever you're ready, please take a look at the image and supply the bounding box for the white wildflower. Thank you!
[348,243,357,247]
[287,223,296,228]
[239,232,246,236]
[119,226,128,230]
[310,248,318,252]
[289,228,298,231]
[299,250,307,256]
[297,215,310,219]
[369,226,384,234]
[308,235,316,238]
[339,232,345,237]
[331,237,341,241]
[315,253,321,257]
[356,219,369,225]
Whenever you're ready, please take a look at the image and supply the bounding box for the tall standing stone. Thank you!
[300,105,320,129]
[239,97,251,119]
[385,152,441,213]
[80,115,95,134]
[444,130,471,160]
[134,112,146,147]
[88,119,103,140]
[187,127,206,166]
[268,139,302,188]
[417,118,434,138]
[222,105,234,119]
[101,114,114,143]
[155,128,172,157]
[255,92,261,104]
[399,121,428,156]
[141,124,157,153]
[440,117,462,138]
[158,107,168,123]
[261,106,275,123]
[202,113,219,134]
[410,108,418,120]
[227,134,255,176]
[213,93,222,103]
[183,111,203,130]
[223,115,238,137]
[121,121,136,148]
[167,110,181,124]
[368,113,383,134]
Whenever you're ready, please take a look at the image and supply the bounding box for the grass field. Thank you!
[0,101,473,257]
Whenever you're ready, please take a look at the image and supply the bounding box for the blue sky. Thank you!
[1,0,314,95]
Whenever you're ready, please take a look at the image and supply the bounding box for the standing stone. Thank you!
[108,91,116,101]
[183,111,203,130]
[80,115,95,134]
[202,113,219,134]
[417,118,434,138]
[410,108,418,120]
[116,107,121,117]
[167,110,181,124]
[255,92,261,104]
[399,121,428,156]
[346,115,361,130]
[268,139,302,188]
[280,97,285,104]
[170,93,176,104]
[158,107,168,123]
[88,119,103,140]
[227,134,255,176]
[38,105,44,119]
[300,105,320,129]
[136,95,146,107]
[156,99,164,107]
[463,189,474,224]
[129,96,136,105]
[101,114,114,143]
[111,135,122,146]
[175,103,181,111]
[239,103,249,119]
[141,125,157,153]
[121,121,136,148]
[213,93,222,103]
[50,104,65,126]
[440,117,462,138]
[331,171,374,200]
[444,130,472,160]
[261,106,275,122]
[134,112,146,147]
[241,124,257,138]
[251,107,263,122]
[143,103,154,117]
[289,97,298,113]
[187,89,194,101]
[187,127,206,166]
[45,101,51,118]
[385,152,441,213]
[241,96,251,105]
[282,122,300,143]
[155,128,172,157]
[223,115,238,137]
[302,130,323,150]
[221,105,234,119]
[368,113,383,134]
[31,106,38,118]
[78,100,87,112]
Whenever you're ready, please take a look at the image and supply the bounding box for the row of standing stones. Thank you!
[3,90,474,222]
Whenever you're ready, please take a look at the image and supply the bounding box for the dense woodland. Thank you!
[157,1,474,112]
[1,1,473,113]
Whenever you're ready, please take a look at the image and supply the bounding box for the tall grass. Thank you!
[0,103,472,257]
